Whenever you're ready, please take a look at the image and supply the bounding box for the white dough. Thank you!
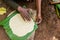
[9,13,34,37]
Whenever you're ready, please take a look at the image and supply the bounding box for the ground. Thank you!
[0,0,60,40]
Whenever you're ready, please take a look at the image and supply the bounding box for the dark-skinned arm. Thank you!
[4,0,19,10]
[36,0,42,24]
[4,0,30,21]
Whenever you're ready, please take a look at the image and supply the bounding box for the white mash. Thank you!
[9,12,34,37]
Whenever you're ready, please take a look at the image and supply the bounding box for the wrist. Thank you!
[37,11,41,16]
[17,6,23,12]
[37,10,41,14]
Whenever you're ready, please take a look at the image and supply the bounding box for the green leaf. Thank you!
[56,4,60,9]
[55,6,60,18]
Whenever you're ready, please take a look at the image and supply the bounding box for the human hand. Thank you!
[36,12,42,24]
[17,6,31,21]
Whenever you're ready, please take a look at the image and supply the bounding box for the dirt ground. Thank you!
[0,0,60,40]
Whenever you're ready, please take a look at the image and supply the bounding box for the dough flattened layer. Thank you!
[9,14,34,37]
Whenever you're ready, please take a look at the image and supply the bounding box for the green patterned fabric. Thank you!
[0,11,38,40]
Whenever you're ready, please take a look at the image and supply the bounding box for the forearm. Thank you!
[36,0,41,14]
[4,0,19,10]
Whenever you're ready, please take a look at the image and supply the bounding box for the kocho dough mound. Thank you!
[9,11,34,37]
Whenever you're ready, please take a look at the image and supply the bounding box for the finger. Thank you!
[25,13,31,21]
[25,14,30,21]
[26,8,31,13]
[20,13,25,21]
[26,9,29,13]
[37,20,41,25]
[36,18,42,25]
[27,15,31,21]
[27,12,31,20]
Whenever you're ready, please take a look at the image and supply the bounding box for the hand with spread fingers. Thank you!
[17,6,31,21]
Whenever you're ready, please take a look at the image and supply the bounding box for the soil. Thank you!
[0,0,60,40]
